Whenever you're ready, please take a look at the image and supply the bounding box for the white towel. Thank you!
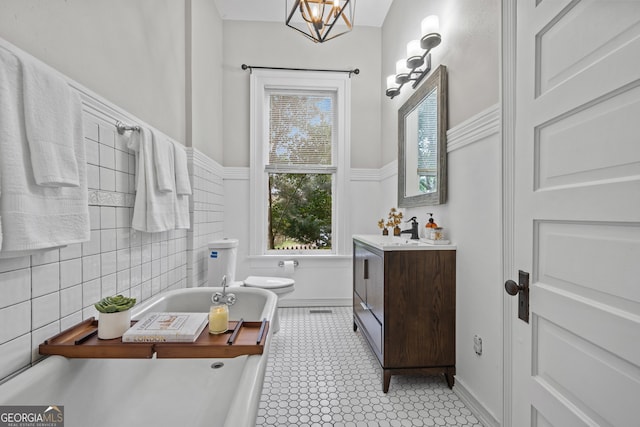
[21,56,81,187]
[128,128,175,233]
[175,195,190,230]
[173,142,191,196]
[0,48,89,254]
[171,142,191,229]
[152,130,174,193]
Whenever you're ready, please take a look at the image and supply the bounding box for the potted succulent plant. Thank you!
[94,295,136,339]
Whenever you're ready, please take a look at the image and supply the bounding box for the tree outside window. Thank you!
[266,93,336,251]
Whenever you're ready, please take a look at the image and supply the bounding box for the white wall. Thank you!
[219,20,385,304]
[0,77,190,383]
[222,169,380,307]
[222,20,383,168]
[447,113,502,426]
[0,3,224,382]
[187,0,224,162]
[381,1,502,425]
[0,0,187,144]
[381,0,500,164]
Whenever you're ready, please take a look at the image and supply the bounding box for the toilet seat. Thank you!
[244,276,294,290]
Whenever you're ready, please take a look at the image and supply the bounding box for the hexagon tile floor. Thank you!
[256,306,483,427]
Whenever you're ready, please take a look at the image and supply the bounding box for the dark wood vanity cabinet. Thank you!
[353,239,456,392]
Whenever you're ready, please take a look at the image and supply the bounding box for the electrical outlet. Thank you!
[473,335,482,356]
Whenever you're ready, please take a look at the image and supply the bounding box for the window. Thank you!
[417,87,438,192]
[250,70,351,256]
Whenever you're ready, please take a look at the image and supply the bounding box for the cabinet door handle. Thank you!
[360,301,369,311]
[364,258,369,280]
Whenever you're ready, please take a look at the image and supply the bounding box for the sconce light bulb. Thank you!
[420,15,442,50]
[386,73,401,97]
[386,74,399,90]
[406,40,424,69]
[395,59,409,75]
[421,15,440,36]
[395,59,410,84]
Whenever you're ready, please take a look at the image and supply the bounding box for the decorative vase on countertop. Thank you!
[393,226,401,236]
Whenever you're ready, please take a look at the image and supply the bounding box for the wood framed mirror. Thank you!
[398,65,447,207]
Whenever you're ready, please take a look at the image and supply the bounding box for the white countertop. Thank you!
[353,234,456,251]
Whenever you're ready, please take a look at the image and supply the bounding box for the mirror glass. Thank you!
[398,65,447,207]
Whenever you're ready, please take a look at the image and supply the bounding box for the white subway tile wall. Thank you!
[187,150,224,288]
[0,99,223,382]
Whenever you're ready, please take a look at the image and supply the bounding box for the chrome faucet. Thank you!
[212,275,236,306]
[401,216,420,240]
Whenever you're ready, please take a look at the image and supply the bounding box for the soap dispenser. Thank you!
[425,213,445,241]
[425,213,438,229]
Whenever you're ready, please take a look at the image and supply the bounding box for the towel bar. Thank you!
[115,121,140,135]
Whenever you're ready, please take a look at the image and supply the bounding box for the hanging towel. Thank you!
[152,130,174,193]
[172,141,191,229]
[0,48,89,255]
[21,55,81,187]
[128,127,175,233]
[175,194,190,230]
[173,142,192,196]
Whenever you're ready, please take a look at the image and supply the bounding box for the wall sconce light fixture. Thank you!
[386,15,442,99]
[286,0,355,44]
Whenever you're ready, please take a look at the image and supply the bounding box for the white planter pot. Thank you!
[98,310,131,339]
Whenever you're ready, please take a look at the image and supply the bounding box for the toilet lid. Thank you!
[244,276,295,290]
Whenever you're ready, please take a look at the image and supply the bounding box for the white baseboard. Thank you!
[454,377,500,427]
[278,298,351,308]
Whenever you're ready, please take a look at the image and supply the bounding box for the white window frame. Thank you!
[249,69,351,256]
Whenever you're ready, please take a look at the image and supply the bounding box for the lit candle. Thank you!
[209,304,228,334]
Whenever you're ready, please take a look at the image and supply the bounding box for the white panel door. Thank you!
[510,1,640,425]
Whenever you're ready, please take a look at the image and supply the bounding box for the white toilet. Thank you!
[207,238,295,333]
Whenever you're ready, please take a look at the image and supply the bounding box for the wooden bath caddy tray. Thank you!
[39,317,269,359]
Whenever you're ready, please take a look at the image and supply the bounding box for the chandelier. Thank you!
[286,0,355,43]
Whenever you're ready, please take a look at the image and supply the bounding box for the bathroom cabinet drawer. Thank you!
[353,292,382,360]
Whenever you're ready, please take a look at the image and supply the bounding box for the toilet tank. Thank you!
[207,239,239,285]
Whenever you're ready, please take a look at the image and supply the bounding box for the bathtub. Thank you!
[0,287,277,427]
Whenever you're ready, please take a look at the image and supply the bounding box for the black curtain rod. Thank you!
[241,64,359,77]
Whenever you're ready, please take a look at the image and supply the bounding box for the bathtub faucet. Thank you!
[212,275,236,306]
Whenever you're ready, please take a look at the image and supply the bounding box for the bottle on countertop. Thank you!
[425,213,444,240]
[425,213,438,229]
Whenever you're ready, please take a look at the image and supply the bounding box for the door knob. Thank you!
[505,270,530,323]
[504,279,522,295]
